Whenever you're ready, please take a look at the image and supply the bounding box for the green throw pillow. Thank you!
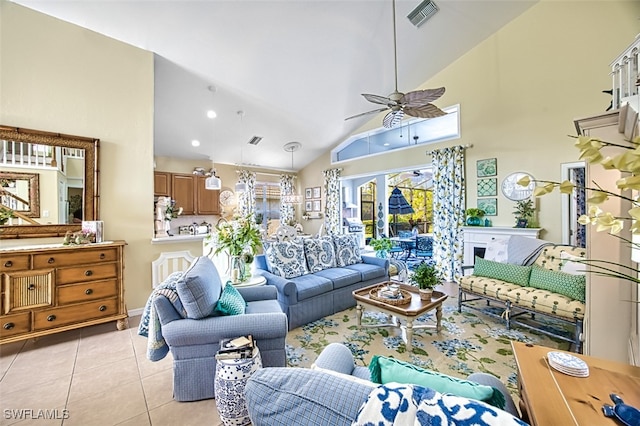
[473,257,531,286]
[529,266,586,302]
[214,282,247,315]
[368,356,505,409]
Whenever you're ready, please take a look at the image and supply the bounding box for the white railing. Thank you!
[611,35,640,110]
[0,141,84,170]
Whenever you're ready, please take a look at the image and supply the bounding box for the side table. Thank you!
[214,346,262,426]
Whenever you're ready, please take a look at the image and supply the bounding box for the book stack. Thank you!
[216,335,256,360]
[81,221,104,243]
[378,284,402,299]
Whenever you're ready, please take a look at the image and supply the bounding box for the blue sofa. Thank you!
[255,234,389,330]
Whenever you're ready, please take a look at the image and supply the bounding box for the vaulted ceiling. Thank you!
[12,0,537,171]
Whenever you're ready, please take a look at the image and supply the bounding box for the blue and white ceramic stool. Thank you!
[214,346,262,426]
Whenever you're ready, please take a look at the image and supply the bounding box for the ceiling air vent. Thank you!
[248,136,263,145]
[407,0,438,28]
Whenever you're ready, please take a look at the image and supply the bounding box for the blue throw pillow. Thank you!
[177,256,223,319]
[215,282,246,315]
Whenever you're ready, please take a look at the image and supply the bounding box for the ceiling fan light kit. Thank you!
[346,0,446,129]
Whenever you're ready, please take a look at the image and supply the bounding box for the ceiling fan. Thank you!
[346,0,446,129]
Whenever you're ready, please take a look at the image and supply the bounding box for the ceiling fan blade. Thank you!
[401,87,446,107]
[382,110,404,128]
[345,107,389,121]
[404,103,447,119]
[362,93,394,106]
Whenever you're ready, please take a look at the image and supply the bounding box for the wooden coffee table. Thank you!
[352,282,447,352]
[512,341,640,425]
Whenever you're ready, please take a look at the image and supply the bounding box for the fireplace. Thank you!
[462,226,542,267]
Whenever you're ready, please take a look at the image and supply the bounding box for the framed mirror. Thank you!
[0,171,40,217]
[0,125,99,239]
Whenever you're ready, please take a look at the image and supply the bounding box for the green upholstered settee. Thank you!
[457,244,587,352]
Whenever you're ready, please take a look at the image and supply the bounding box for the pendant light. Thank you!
[282,142,303,204]
[235,110,247,193]
[205,85,222,190]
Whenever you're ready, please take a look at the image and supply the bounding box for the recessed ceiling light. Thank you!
[207,110,217,119]
[384,142,390,146]
[192,140,200,147]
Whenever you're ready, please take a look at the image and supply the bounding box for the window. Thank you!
[254,182,280,230]
[332,105,459,163]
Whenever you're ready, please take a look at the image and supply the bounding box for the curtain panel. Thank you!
[237,170,256,217]
[279,174,295,225]
[322,168,341,235]
[431,146,466,281]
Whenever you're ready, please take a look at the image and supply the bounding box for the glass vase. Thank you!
[229,255,245,283]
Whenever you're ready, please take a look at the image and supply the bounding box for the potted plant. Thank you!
[369,237,393,258]
[409,262,440,300]
[513,199,537,228]
[465,208,485,226]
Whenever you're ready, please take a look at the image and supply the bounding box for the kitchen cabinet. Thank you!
[154,172,171,197]
[196,176,220,215]
[0,241,128,344]
[172,173,196,215]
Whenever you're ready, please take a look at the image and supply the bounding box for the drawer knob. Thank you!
[48,257,55,264]
[4,260,12,267]
[85,270,93,277]
[99,305,107,312]
[27,283,36,291]
[85,288,93,295]
[3,322,14,330]
[100,253,106,259]
[47,315,56,322]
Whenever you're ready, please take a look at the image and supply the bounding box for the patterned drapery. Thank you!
[322,168,341,235]
[572,167,587,248]
[237,170,256,217]
[279,174,295,225]
[431,146,466,281]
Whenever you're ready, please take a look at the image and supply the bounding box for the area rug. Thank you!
[285,295,572,396]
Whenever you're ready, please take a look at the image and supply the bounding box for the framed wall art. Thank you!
[477,178,497,197]
[305,201,312,212]
[313,200,321,211]
[305,188,312,199]
[312,187,321,199]
[477,158,497,177]
[477,198,497,216]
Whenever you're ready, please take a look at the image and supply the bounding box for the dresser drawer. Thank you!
[57,279,118,305]
[3,270,54,314]
[0,312,31,339]
[0,254,30,272]
[34,298,118,330]
[33,248,117,269]
[56,263,117,285]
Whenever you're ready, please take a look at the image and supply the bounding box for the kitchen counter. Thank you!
[151,234,209,244]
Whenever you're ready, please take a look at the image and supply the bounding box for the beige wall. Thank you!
[0,1,157,311]
[300,0,639,242]
[2,0,638,312]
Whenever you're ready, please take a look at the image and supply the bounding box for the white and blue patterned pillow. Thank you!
[264,238,309,279]
[304,236,336,272]
[355,382,527,426]
[332,234,362,267]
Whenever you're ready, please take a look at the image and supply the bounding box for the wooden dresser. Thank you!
[0,240,127,344]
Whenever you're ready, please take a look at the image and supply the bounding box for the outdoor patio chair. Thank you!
[415,235,433,259]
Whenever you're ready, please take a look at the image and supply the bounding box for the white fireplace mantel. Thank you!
[461,226,542,266]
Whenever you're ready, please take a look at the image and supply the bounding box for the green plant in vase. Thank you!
[513,199,537,228]
[409,262,440,300]
[465,208,485,226]
[369,237,393,258]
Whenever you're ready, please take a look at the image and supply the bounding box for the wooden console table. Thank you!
[512,341,640,425]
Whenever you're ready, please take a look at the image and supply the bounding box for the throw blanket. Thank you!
[353,383,527,426]
[507,236,553,266]
[137,272,187,361]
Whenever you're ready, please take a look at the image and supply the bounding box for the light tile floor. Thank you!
[0,316,221,426]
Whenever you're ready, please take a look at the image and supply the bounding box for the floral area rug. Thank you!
[285,295,572,396]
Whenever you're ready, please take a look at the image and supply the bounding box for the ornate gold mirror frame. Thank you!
[0,125,99,239]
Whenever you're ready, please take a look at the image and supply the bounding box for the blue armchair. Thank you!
[152,256,288,401]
